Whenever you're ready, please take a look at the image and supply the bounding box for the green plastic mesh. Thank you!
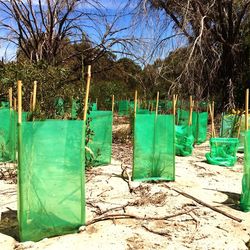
[220,114,240,138]
[237,115,250,153]
[205,138,239,167]
[137,109,150,114]
[133,114,175,181]
[175,125,194,156]
[87,111,113,166]
[71,99,81,119]
[0,108,17,162]
[192,111,208,144]
[54,97,65,116]
[177,109,189,126]
[118,100,130,116]
[0,101,9,108]
[18,120,85,242]
[240,131,250,211]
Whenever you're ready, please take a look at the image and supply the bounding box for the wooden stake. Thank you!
[32,81,37,112]
[246,89,249,131]
[9,87,13,109]
[17,80,22,124]
[134,90,137,118]
[14,98,17,111]
[112,95,115,113]
[188,96,193,126]
[83,65,91,121]
[156,91,159,115]
[96,98,98,109]
[209,103,215,138]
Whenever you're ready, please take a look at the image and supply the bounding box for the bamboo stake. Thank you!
[209,103,215,138]
[18,80,22,124]
[188,96,193,126]
[96,98,98,109]
[112,94,115,113]
[156,91,159,115]
[9,87,13,109]
[83,65,91,121]
[246,89,249,131]
[14,98,17,111]
[134,90,137,118]
[32,81,37,112]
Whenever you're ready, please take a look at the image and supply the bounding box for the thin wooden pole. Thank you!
[156,91,159,115]
[173,94,178,116]
[18,80,22,124]
[9,87,13,109]
[14,98,17,111]
[83,65,91,121]
[96,98,98,109]
[246,89,249,131]
[209,103,215,138]
[112,94,115,113]
[134,90,137,118]
[188,95,193,126]
[32,81,37,112]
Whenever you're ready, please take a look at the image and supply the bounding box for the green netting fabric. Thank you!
[71,99,81,119]
[0,108,17,162]
[240,131,250,211]
[133,114,175,181]
[220,114,240,138]
[0,101,9,108]
[137,109,150,114]
[118,100,130,116]
[54,97,65,116]
[205,138,239,167]
[175,125,194,156]
[90,103,97,111]
[237,115,250,153]
[177,109,189,126]
[192,112,208,144]
[87,111,113,166]
[18,120,85,242]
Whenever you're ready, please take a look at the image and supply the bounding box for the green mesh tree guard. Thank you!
[237,115,250,153]
[71,99,80,119]
[0,108,17,162]
[133,114,175,181]
[137,109,150,114]
[0,101,9,108]
[192,111,208,144]
[220,114,240,138]
[205,138,239,167]
[87,111,113,166]
[175,125,194,156]
[118,100,130,116]
[177,109,189,126]
[18,120,85,242]
[54,97,65,116]
[240,131,250,211]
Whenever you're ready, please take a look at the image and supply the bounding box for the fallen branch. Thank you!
[121,164,135,193]
[165,184,242,223]
[141,224,171,236]
[86,207,198,226]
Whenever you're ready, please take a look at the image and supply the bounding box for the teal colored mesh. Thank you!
[133,114,175,181]
[118,100,130,116]
[175,125,194,156]
[18,120,85,242]
[237,115,250,153]
[71,99,81,119]
[54,97,65,116]
[87,111,113,166]
[220,114,240,138]
[137,109,150,114]
[0,108,17,162]
[90,103,97,111]
[192,112,208,144]
[240,131,250,211]
[205,138,239,167]
[0,101,9,108]
[177,109,189,126]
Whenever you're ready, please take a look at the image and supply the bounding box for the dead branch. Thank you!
[165,184,242,223]
[85,207,198,226]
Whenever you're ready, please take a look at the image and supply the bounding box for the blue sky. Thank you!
[0,0,182,63]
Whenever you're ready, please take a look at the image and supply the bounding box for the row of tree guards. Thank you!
[1,69,250,241]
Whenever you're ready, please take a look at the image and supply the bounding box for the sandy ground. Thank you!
[0,126,250,249]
